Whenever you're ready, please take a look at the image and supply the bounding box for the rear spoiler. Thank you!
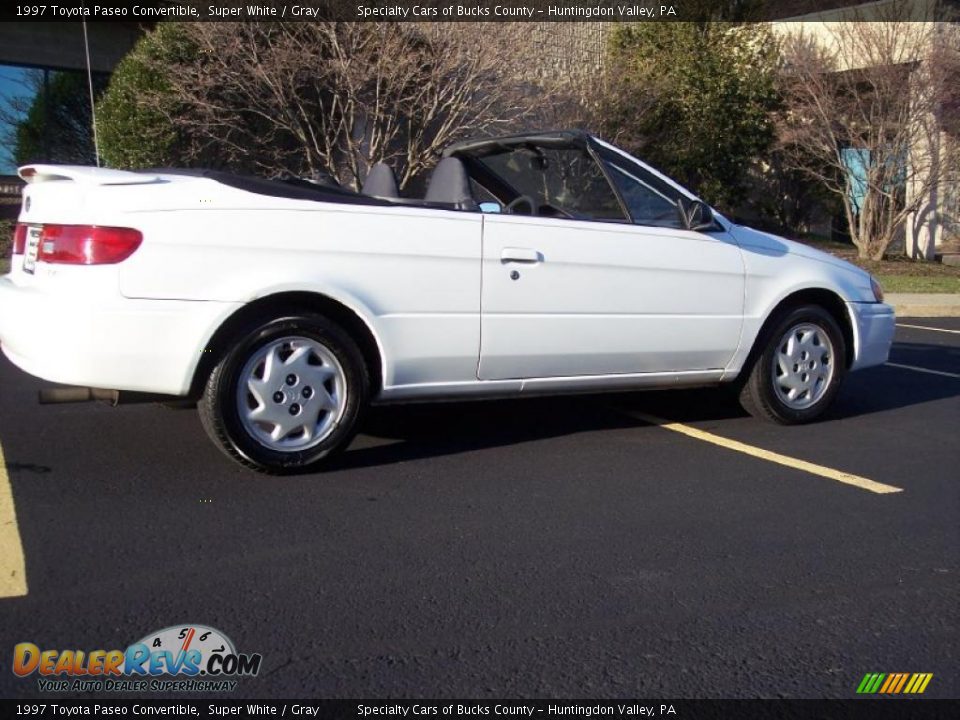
[18,165,162,186]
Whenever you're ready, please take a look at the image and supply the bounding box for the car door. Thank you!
[477,143,745,380]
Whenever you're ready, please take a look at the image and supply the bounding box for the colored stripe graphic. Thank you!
[857,673,933,694]
[907,673,934,694]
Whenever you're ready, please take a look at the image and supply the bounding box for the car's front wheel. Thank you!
[738,305,847,424]
[198,314,369,473]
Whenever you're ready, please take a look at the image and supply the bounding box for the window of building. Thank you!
[0,63,107,175]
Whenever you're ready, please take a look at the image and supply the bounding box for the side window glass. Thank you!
[468,178,499,205]
[479,147,627,222]
[606,162,685,229]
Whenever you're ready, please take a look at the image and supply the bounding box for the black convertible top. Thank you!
[138,130,594,208]
[443,129,589,158]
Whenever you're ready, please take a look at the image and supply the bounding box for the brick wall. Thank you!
[422,22,609,82]
[524,23,608,79]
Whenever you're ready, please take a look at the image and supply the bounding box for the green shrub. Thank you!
[97,23,196,169]
[604,22,780,210]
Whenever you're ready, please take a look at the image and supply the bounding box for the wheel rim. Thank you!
[236,336,347,452]
[771,322,835,410]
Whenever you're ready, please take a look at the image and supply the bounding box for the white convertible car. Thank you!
[0,130,894,473]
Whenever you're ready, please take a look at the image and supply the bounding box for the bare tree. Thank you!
[138,22,531,190]
[777,8,960,259]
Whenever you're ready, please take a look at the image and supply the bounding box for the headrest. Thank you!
[361,162,400,199]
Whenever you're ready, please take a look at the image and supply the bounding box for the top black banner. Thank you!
[0,0,950,23]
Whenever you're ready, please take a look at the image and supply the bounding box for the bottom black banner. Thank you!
[1,700,958,720]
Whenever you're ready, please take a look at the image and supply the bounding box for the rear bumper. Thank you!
[0,275,240,395]
[847,301,895,371]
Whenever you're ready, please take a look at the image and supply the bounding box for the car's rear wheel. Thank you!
[198,314,369,473]
[738,305,846,424]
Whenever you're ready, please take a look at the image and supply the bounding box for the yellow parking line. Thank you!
[897,323,960,335]
[0,440,28,597]
[886,362,960,379]
[625,411,903,495]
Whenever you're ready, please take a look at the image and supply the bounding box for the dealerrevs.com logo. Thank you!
[13,624,262,693]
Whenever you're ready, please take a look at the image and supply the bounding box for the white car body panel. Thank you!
[0,144,895,403]
[480,214,744,379]
[726,224,893,374]
[117,201,484,390]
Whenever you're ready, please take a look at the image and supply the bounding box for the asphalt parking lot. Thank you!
[0,318,957,700]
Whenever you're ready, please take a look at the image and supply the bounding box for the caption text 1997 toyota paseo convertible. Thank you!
[0,130,895,473]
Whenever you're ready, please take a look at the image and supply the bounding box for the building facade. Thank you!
[771,0,960,256]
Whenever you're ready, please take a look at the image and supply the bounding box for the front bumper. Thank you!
[847,301,896,371]
[0,275,240,395]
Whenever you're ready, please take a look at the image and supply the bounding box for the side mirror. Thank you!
[479,201,502,214]
[678,199,715,232]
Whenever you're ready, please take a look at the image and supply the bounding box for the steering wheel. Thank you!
[504,195,536,215]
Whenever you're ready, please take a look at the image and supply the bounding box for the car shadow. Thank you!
[829,341,960,419]
[329,394,640,471]
[331,341,958,470]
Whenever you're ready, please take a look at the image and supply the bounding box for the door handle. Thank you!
[500,247,541,264]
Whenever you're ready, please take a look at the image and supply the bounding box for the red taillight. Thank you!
[12,223,27,255]
[36,224,142,265]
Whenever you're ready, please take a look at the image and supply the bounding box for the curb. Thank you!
[887,293,960,318]
[892,304,960,317]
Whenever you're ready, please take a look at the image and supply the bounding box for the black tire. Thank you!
[198,313,369,473]
[738,305,847,425]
